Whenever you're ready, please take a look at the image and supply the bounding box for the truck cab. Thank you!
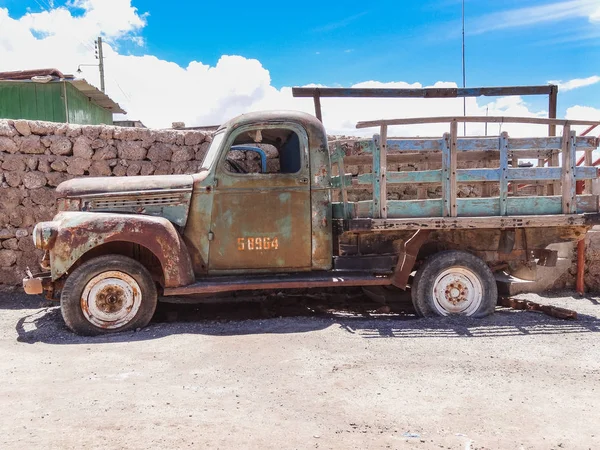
[24,110,600,335]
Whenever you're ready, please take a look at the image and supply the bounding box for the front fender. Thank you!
[48,212,195,288]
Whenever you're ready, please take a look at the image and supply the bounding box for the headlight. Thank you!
[32,222,58,250]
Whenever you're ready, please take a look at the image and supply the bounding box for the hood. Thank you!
[56,174,194,197]
[56,175,195,227]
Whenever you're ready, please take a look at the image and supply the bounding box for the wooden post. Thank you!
[333,144,349,219]
[449,121,458,217]
[537,157,546,196]
[561,126,576,214]
[499,132,509,216]
[372,134,381,218]
[313,90,322,122]
[548,85,558,137]
[379,125,388,218]
[512,156,519,196]
[442,123,457,217]
[585,149,593,194]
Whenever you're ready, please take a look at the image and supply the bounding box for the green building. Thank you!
[0,68,125,125]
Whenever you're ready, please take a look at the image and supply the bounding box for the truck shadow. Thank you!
[12,290,600,345]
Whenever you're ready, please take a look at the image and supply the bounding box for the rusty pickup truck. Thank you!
[23,110,600,335]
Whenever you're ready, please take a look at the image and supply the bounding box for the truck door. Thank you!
[208,123,312,272]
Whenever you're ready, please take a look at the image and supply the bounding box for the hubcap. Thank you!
[80,271,142,329]
[432,267,483,316]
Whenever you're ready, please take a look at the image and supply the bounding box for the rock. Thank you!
[0,249,18,267]
[19,135,45,154]
[113,127,140,140]
[67,157,91,175]
[2,155,26,172]
[15,228,29,239]
[22,172,47,189]
[0,228,16,239]
[18,235,36,252]
[126,162,142,176]
[140,161,155,176]
[99,125,115,140]
[25,156,38,171]
[3,188,24,208]
[154,161,170,175]
[112,162,127,176]
[49,136,72,156]
[91,139,105,149]
[147,143,172,162]
[0,136,18,154]
[46,171,69,187]
[171,162,191,174]
[171,147,194,162]
[227,150,245,161]
[29,188,57,206]
[195,142,210,161]
[0,268,21,285]
[13,120,31,136]
[117,140,146,160]
[184,131,206,146]
[73,136,93,159]
[0,121,18,137]
[88,160,112,177]
[50,159,68,172]
[65,125,82,138]
[29,121,56,135]
[93,145,117,160]
[4,172,22,187]
[2,238,18,250]
[155,130,178,144]
[37,158,51,173]
[81,125,101,140]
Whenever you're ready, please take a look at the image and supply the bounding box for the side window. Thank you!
[223,127,302,175]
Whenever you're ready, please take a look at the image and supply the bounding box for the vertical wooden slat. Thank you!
[372,134,381,218]
[548,85,558,137]
[334,144,349,219]
[561,126,576,213]
[537,158,546,196]
[499,132,509,216]
[441,131,452,217]
[550,151,560,195]
[512,156,519,196]
[585,148,593,194]
[313,90,322,122]
[449,121,458,217]
[417,161,428,199]
[379,125,388,218]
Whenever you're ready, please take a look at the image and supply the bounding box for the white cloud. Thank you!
[549,75,600,91]
[470,0,600,35]
[0,1,597,141]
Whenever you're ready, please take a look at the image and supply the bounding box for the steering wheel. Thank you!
[226,158,248,174]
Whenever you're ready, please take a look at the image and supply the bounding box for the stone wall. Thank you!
[0,119,212,285]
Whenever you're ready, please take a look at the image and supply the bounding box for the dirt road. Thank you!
[1,288,599,449]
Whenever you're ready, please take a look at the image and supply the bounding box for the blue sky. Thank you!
[0,0,599,130]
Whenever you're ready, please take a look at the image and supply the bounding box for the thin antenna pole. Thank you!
[461,0,466,136]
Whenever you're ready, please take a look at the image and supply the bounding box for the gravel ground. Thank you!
[1,287,599,450]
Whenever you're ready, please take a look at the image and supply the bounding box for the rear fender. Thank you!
[49,212,194,288]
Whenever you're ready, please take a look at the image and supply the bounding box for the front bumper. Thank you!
[22,272,52,295]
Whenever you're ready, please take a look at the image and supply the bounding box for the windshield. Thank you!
[201,131,226,170]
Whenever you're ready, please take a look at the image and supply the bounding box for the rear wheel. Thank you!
[411,250,497,318]
[61,255,158,336]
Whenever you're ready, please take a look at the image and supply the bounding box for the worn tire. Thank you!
[411,250,497,318]
[61,255,158,336]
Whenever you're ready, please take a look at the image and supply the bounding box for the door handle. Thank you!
[299,177,309,184]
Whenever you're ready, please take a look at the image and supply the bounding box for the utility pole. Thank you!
[95,37,105,93]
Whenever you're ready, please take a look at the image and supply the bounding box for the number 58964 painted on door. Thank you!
[237,237,279,251]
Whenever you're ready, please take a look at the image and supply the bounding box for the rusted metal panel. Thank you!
[48,211,194,287]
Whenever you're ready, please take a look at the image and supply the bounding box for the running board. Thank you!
[163,271,392,296]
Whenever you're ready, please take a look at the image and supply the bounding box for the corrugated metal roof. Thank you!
[0,68,126,114]
[68,78,126,114]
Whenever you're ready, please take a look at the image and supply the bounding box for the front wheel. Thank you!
[60,255,158,336]
[411,250,497,318]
